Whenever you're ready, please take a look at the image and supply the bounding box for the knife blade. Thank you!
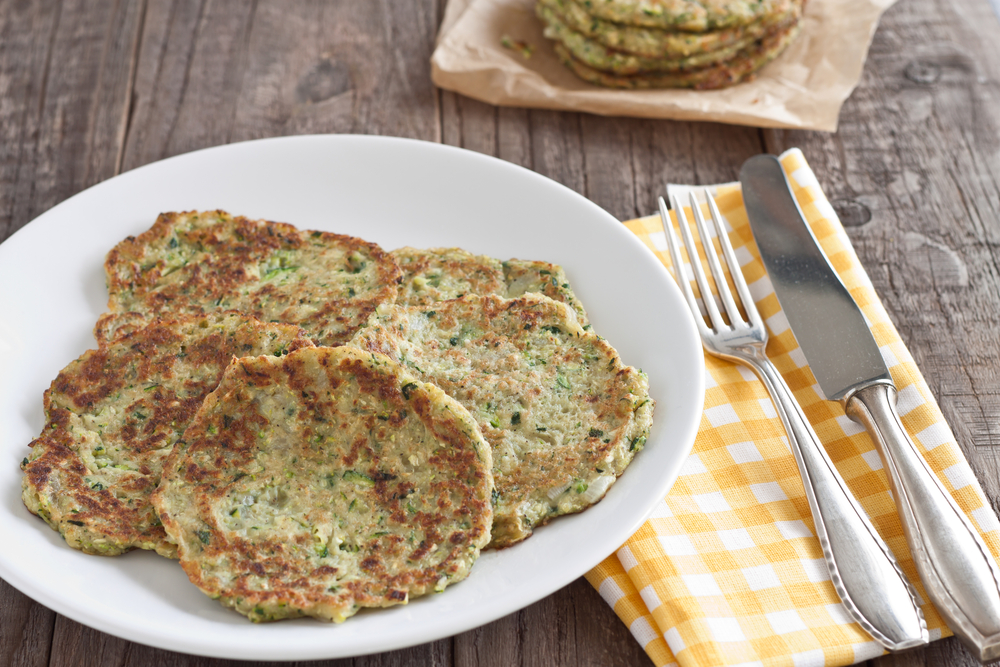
[741,153,1000,662]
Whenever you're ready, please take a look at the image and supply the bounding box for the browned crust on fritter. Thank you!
[101,210,402,346]
[538,0,799,58]
[21,432,165,553]
[553,23,799,89]
[92,311,148,345]
[392,247,506,307]
[502,259,590,327]
[582,0,789,31]
[152,347,494,622]
[20,312,314,557]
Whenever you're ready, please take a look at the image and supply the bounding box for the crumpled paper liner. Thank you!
[431,0,896,131]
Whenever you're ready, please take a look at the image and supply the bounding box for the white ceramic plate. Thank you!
[0,135,703,660]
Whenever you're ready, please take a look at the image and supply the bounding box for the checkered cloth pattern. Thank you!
[585,149,1000,667]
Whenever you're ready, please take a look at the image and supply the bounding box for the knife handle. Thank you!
[845,384,1000,662]
[744,349,928,650]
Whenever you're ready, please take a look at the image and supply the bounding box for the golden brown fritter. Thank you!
[152,346,494,622]
[537,0,800,58]
[100,210,401,346]
[575,0,790,31]
[21,312,314,557]
[349,294,653,548]
[393,249,591,329]
[551,24,800,89]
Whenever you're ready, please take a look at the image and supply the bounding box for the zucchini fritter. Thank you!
[392,248,591,327]
[537,0,799,58]
[578,0,790,31]
[101,210,401,346]
[349,294,653,548]
[540,2,756,74]
[552,24,800,89]
[152,346,494,622]
[20,312,314,557]
[392,247,506,306]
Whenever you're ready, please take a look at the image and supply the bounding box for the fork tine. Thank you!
[704,189,766,331]
[669,191,727,333]
[658,197,710,338]
[689,190,743,327]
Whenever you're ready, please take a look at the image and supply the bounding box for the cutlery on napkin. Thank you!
[586,148,1000,667]
[659,184,926,651]
[741,154,1000,662]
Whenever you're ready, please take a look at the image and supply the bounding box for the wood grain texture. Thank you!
[121,0,443,172]
[0,579,53,667]
[2,0,1000,664]
[0,0,143,242]
[109,630,446,667]
[438,97,764,222]
[453,578,650,667]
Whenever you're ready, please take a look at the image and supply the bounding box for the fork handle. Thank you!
[846,384,1000,662]
[743,348,928,650]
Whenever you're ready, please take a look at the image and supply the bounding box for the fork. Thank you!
[659,190,928,651]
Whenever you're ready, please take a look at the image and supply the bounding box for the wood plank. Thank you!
[581,118,764,220]
[114,636,448,667]
[119,0,257,168]
[453,578,650,667]
[47,606,452,667]
[560,577,654,667]
[47,617,130,667]
[627,120,765,216]
[0,0,58,243]
[0,579,54,667]
[353,640,452,667]
[0,0,142,240]
[440,95,765,222]
[122,0,443,172]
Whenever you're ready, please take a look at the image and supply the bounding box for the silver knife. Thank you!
[741,154,1000,662]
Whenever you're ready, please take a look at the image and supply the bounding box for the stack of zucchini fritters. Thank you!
[537,0,803,89]
[20,210,653,623]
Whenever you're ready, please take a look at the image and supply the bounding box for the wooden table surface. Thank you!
[2,0,1000,665]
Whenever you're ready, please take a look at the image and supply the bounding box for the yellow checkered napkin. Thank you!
[586,149,1000,667]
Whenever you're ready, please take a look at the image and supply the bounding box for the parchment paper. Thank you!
[431,0,896,131]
